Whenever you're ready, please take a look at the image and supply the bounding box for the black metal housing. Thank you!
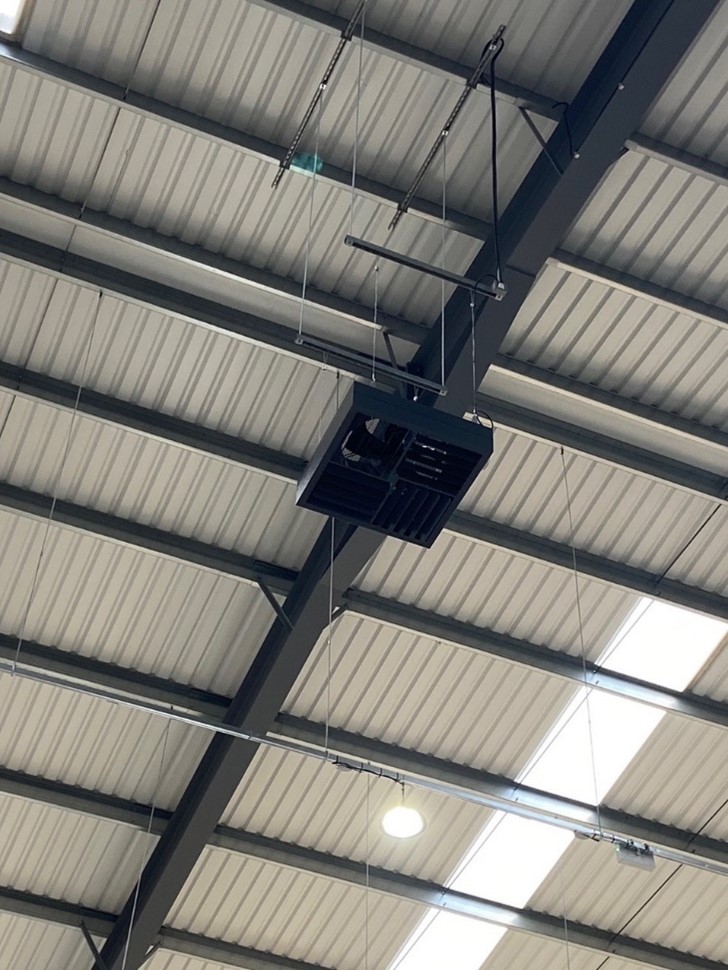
[296,383,493,546]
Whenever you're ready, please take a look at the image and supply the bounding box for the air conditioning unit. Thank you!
[296,383,493,546]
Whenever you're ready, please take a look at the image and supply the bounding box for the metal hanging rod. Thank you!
[2,657,727,879]
[389,24,506,231]
[272,0,366,188]
[344,234,507,300]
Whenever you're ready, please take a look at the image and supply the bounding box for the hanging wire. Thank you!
[470,290,478,417]
[440,129,447,388]
[488,39,505,286]
[121,717,172,970]
[13,290,104,672]
[324,516,335,757]
[371,264,379,382]
[557,848,573,970]
[297,83,326,344]
[349,1,366,238]
[364,770,371,970]
[559,446,603,833]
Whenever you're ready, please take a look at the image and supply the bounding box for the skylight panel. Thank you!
[0,0,26,37]
[390,599,727,970]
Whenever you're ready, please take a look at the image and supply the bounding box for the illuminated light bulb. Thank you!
[382,804,424,839]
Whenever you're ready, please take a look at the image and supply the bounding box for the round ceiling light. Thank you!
[381,804,425,839]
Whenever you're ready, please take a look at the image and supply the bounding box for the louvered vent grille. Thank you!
[296,385,493,546]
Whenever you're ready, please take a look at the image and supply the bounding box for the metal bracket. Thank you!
[519,107,564,176]
[257,575,294,631]
[80,921,109,970]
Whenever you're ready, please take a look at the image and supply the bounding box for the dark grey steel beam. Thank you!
[0,482,296,595]
[2,225,725,474]
[0,43,485,240]
[0,188,423,345]
[3,670,728,871]
[3,477,728,621]
[99,5,719,967]
[0,887,331,970]
[551,250,728,334]
[345,592,728,729]
[493,353,728,454]
[0,843,725,970]
[412,0,720,404]
[98,519,384,970]
[3,350,725,511]
[0,360,306,484]
[449,509,728,620]
[626,133,728,189]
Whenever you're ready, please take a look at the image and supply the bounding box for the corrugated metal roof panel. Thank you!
[357,534,640,663]
[603,713,728,841]
[0,394,322,566]
[565,153,728,310]
[643,3,728,162]
[482,930,605,970]
[623,863,728,959]
[0,259,55,366]
[694,635,728,702]
[462,426,717,579]
[0,673,208,808]
[0,261,355,460]
[0,509,272,694]
[285,611,585,777]
[82,108,480,324]
[500,261,728,434]
[0,793,148,911]
[0,62,115,202]
[531,837,727,963]
[23,0,546,222]
[223,744,491,886]
[169,848,425,970]
[0,913,91,970]
[294,0,633,103]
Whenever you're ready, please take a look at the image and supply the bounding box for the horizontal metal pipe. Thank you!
[2,658,725,878]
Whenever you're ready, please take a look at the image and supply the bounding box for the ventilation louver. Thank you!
[296,384,494,546]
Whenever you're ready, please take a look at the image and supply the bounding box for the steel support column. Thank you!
[98,3,718,966]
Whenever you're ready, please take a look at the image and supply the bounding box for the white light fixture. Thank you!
[382,804,424,839]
